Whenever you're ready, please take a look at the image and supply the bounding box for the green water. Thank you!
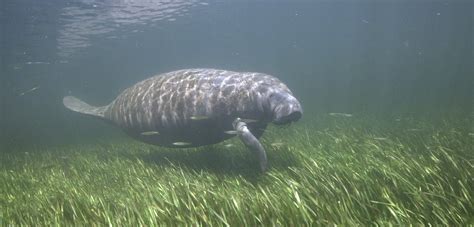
[1,0,473,225]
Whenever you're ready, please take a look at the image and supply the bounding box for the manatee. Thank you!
[63,68,302,171]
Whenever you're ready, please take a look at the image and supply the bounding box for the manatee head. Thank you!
[267,90,303,125]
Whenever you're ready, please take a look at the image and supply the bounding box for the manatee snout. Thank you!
[269,92,303,125]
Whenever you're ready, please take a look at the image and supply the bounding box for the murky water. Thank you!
[1,1,473,225]
[3,0,471,147]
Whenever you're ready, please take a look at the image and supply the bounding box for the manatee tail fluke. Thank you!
[63,96,107,118]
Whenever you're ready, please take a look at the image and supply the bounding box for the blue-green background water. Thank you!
[1,0,472,148]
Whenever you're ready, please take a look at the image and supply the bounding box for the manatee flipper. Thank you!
[63,96,108,118]
[233,118,268,172]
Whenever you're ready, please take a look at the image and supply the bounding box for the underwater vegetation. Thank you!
[0,114,472,225]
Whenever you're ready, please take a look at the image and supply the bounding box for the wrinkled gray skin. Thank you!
[63,68,302,171]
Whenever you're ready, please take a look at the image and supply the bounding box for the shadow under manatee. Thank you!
[135,142,301,180]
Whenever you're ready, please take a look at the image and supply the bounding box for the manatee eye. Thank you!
[269,92,287,106]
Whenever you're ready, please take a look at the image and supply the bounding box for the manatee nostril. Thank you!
[268,91,303,125]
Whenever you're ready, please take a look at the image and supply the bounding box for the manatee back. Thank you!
[103,68,283,146]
